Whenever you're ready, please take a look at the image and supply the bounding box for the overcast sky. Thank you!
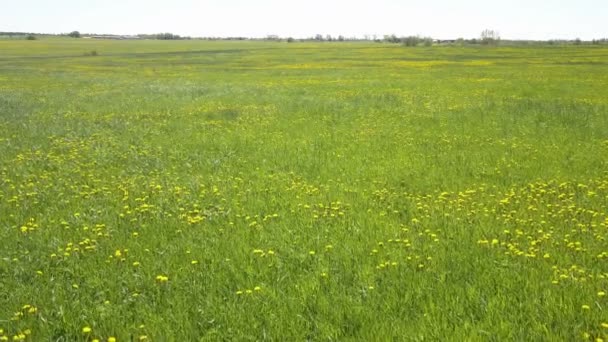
[1,0,607,40]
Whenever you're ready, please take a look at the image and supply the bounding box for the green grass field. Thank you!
[1,39,608,341]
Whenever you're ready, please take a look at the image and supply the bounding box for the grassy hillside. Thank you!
[1,39,608,341]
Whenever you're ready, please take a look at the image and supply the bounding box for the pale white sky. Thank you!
[1,0,607,40]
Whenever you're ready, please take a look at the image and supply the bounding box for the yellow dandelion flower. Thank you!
[155,275,169,282]
[582,304,591,310]
[82,326,92,334]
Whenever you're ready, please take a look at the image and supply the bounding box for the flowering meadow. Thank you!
[1,39,608,340]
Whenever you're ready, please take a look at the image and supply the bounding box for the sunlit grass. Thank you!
[1,38,608,340]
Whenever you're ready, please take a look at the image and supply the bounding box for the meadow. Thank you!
[1,38,608,341]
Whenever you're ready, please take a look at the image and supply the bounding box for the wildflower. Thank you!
[582,304,590,310]
[155,275,169,282]
[108,337,117,342]
[82,326,92,334]
[599,291,606,297]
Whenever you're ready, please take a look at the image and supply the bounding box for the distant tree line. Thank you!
[2,31,608,45]
[382,34,434,46]
[137,33,191,40]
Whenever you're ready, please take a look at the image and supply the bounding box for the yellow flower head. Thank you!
[155,275,169,282]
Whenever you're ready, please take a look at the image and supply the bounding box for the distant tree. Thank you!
[573,38,582,45]
[481,29,500,45]
[402,36,419,46]
[287,37,295,43]
[26,34,36,40]
[314,34,324,41]
[156,32,181,40]
[68,31,81,38]
[338,35,345,42]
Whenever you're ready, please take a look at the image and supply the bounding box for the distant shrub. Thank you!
[26,34,36,40]
[68,31,81,38]
[287,37,295,43]
[384,34,400,44]
[402,36,420,46]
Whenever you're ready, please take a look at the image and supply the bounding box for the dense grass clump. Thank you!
[1,39,608,340]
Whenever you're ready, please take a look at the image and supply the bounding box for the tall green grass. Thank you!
[1,39,608,341]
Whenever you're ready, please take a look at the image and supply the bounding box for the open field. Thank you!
[1,39,608,341]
